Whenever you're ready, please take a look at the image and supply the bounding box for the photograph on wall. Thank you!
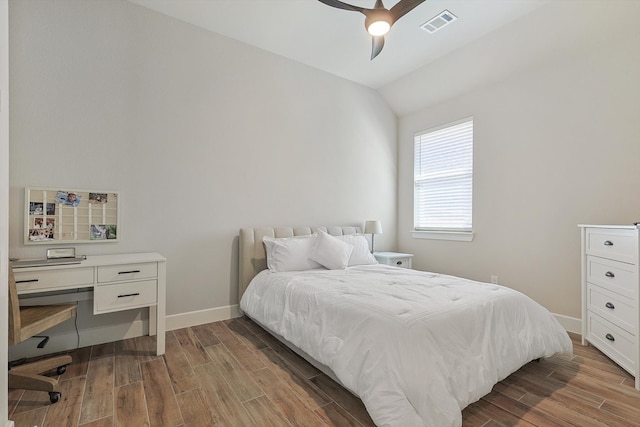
[29,202,55,215]
[55,191,81,207]
[89,193,108,204]
[29,228,54,242]
[90,224,117,240]
[46,218,55,229]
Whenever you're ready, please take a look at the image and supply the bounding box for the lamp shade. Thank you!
[364,220,383,234]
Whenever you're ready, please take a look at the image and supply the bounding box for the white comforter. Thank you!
[240,265,572,427]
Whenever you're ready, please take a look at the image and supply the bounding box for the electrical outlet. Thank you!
[491,275,499,284]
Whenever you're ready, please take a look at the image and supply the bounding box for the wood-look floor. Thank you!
[8,317,640,427]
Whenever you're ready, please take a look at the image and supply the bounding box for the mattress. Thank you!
[240,264,572,427]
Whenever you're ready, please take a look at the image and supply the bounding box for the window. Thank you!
[413,118,473,238]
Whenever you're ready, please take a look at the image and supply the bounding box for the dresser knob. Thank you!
[605,302,615,309]
[605,271,615,278]
[605,333,615,342]
[396,261,402,265]
[603,240,614,246]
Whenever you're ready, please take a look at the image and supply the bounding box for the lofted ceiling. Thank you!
[126,0,640,115]
[127,0,551,89]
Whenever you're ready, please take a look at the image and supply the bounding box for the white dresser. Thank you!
[579,225,639,390]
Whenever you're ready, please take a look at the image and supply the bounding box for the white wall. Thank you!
[395,6,640,319]
[8,0,397,352]
[1,0,11,423]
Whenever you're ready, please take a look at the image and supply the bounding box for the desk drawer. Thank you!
[586,256,637,299]
[13,267,94,294]
[587,312,636,375]
[94,279,157,314]
[587,283,636,334]
[97,263,157,283]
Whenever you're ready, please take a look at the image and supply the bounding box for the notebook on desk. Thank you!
[11,257,85,268]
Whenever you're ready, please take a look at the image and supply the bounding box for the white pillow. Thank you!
[310,230,354,270]
[263,234,322,272]
[336,234,378,266]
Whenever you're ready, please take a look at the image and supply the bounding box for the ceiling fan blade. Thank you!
[371,36,385,60]
[389,0,425,23]
[317,0,365,13]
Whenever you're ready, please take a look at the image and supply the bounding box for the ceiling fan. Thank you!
[317,0,426,60]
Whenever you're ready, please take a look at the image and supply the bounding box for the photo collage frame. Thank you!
[25,188,120,244]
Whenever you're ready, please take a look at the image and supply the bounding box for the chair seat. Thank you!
[16,304,77,345]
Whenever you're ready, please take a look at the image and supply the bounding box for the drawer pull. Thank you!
[605,302,615,309]
[396,261,403,265]
[605,333,615,342]
[605,271,615,278]
[603,240,614,246]
[15,279,39,284]
[117,293,140,298]
[118,270,141,275]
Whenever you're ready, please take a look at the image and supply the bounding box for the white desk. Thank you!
[12,252,166,355]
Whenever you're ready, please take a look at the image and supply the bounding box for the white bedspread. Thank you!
[240,265,572,427]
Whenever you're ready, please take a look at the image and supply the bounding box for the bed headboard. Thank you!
[238,225,362,303]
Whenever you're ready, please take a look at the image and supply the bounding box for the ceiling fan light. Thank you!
[367,20,391,36]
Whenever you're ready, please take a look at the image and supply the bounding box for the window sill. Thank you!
[411,230,474,242]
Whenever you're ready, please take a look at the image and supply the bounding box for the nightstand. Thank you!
[374,252,413,269]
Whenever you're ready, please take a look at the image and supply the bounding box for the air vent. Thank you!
[420,10,457,34]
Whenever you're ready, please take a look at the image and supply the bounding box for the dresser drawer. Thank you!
[381,257,412,269]
[587,284,636,334]
[374,252,413,269]
[586,228,637,264]
[587,312,637,375]
[586,256,637,299]
[13,267,94,294]
[94,279,157,314]
[97,262,157,283]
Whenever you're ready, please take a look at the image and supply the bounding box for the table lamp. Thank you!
[364,220,383,253]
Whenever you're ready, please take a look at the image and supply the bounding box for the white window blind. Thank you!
[414,118,473,232]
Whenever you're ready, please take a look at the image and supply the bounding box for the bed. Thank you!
[238,226,572,427]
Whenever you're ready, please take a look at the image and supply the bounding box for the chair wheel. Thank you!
[56,365,67,375]
[49,392,61,404]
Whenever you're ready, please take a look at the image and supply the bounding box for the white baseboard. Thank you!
[166,304,242,331]
[554,313,581,335]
